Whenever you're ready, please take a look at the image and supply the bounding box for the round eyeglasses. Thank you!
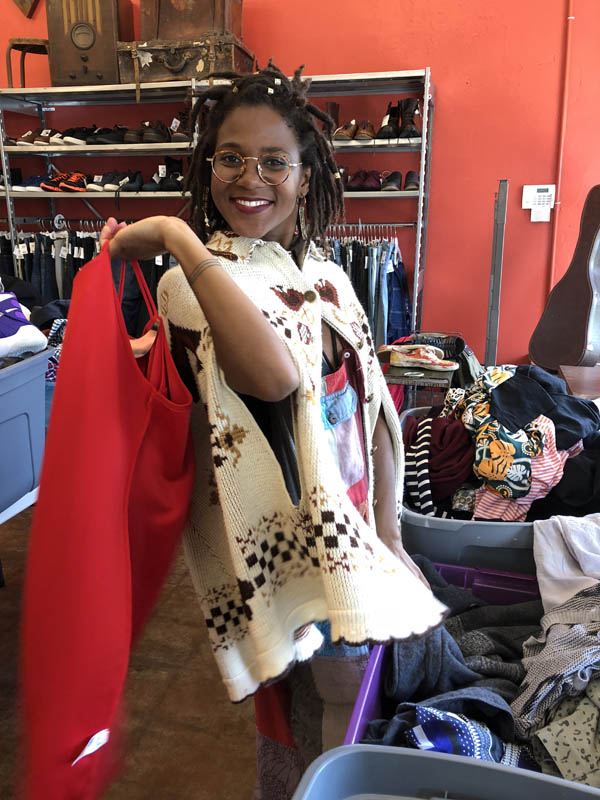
[206,150,303,186]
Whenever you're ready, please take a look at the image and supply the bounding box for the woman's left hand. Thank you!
[379,530,431,589]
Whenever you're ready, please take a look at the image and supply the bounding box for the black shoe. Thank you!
[381,171,403,191]
[171,110,191,143]
[376,102,400,139]
[87,171,116,192]
[56,126,97,145]
[160,172,184,192]
[141,174,162,192]
[404,170,419,190]
[93,125,128,145]
[165,155,183,175]
[124,128,142,144]
[398,99,421,139]
[103,172,130,191]
[122,171,143,192]
[85,127,112,145]
[141,120,171,143]
[0,167,23,187]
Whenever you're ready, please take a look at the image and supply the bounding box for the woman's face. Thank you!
[209,104,311,249]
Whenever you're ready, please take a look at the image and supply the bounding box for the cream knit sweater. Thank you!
[158,231,447,702]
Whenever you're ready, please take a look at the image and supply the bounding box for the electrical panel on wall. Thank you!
[522,184,556,222]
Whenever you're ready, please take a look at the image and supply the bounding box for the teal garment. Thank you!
[459,366,545,499]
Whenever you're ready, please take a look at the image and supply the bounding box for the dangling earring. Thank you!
[298,196,308,240]
[202,187,212,231]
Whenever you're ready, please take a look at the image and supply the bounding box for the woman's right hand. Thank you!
[100,215,173,262]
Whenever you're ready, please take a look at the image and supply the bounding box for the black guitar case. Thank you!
[529,184,600,371]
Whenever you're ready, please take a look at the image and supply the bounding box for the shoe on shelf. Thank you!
[398,98,421,139]
[354,120,376,141]
[381,171,403,191]
[362,170,382,191]
[103,172,130,191]
[165,155,183,175]
[333,119,358,141]
[160,172,184,192]
[11,175,46,192]
[34,128,61,145]
[17,127,44,146]
[87,171,113,192]
[141,174,162,192]
[92,125,128,145]
[404,170,419,190]
[121,171,143,192]
[59,172,87,192]
[123,127,142,144]
[0,168,23,187]
[346,169,368,191]
[141,120,171,143]
[376,101,400,139]
[170,110,191,143]
[57,126,97,145]
[40,172,73,191]
[84,127,112,145]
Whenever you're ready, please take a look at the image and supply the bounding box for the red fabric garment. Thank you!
[20,245,194,799]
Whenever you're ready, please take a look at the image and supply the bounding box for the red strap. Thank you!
[107,242,158,320]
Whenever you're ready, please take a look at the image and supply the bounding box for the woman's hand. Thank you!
[378,529,431,589]
[100,215,173,261]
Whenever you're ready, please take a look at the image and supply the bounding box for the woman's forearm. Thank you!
[163,217,299,401]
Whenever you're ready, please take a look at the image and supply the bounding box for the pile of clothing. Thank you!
[364,522,600,788]
[403,365,600,522]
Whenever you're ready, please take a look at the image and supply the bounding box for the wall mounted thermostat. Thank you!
[522,184,556,222]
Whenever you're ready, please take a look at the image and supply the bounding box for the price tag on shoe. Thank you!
[158,164,167,178]
[93,175,102,183]
[152,172,160,184]
[40,129,51,137]
[170,117,180,132]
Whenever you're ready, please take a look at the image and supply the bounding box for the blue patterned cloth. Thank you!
[405,705,540,771]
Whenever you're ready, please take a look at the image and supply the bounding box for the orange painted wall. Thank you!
[2,0,599,364]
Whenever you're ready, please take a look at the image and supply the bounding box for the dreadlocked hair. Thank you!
[185,60,344,245]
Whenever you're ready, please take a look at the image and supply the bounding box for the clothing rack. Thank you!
[327,221,416,240]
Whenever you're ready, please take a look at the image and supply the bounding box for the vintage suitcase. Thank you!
[140,0,243,42]
[45,0,134,86]
[117,33,254,87]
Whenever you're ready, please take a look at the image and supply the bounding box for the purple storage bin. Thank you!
[344,563,540,745]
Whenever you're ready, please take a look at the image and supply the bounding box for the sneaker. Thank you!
[17,127,43,146]
[34,128,61,145]
[87,172,113,192]
[121,171,143,192]
[160,172,184,192]
[57,126,97,145]
[85,127,113,145]
[12,175,47,192]
[0,168,23,187]
[59,172,87,192]
[141,120,171,143]
[0,292,47,358]
[103,172,130,191]
[40,172,72,192]
[93,125,128,145]
[141,174,162,192]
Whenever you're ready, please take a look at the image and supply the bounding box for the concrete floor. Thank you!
[0,508,257,799]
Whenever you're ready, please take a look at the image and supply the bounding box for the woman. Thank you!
[101,62,446,798]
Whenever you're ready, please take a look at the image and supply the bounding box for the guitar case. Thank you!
[529,184,600,371]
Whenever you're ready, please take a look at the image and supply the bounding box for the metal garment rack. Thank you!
[0,71,434,320]
[484,179,509,366]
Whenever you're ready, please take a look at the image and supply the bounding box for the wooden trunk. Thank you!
[117,33,254,84]
[139,0,243,41]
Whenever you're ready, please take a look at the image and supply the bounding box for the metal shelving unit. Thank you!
[0,70,434,327]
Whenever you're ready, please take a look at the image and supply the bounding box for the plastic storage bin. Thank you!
[292,745,600,799]
[400,407,535,573]
[344,563,540,747]
[0,350,47,522]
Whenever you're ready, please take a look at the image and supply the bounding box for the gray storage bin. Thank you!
[0,351,47,516]
[292,745,600,799]
[400,407,535,574]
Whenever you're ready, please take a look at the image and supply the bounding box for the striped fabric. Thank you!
[474,415,583,522]
[405,418,447,517]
